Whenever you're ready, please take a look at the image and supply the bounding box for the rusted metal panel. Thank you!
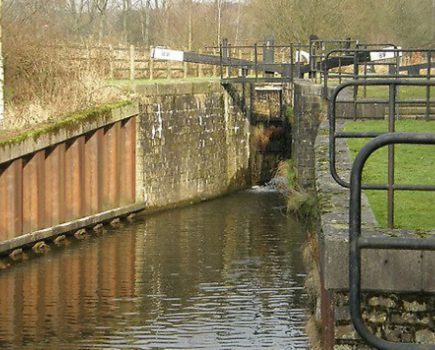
[44,144,65,227]
[84,130,103,215]
[119,117,136,205]
[64,137,85,221]
[102,123,121,210]
[0,165,8,241]
[22,152,45,233]
[0,160,23,240]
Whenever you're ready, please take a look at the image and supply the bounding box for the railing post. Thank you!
[426,51,432,121]
[254,43,258,80]
[353,50,359,120]
[387,83,396,228]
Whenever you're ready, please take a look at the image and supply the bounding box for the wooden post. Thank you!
[129,45,135,81]
[86,44,91,72]
[198,49,203,78]
[109,44,114,80]
[238,49,243,76]
[166,61,171,79]
[213,49,218,77]
[149,46,154,80]
[183,62,188,79]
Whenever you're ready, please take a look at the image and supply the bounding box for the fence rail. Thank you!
[57,44,244,80]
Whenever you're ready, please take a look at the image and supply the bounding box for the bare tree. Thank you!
[216,0,223,44]
[0,0,4,122]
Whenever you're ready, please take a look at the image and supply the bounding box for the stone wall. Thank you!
[135,81,252,210]
[292,80,323,192]
[292,80,435,349]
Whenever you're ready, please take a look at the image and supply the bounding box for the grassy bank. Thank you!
[329,80,435,100]
[344,119,435,230]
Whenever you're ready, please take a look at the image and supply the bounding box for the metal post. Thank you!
[395,49,400,119]
[363,46,368,98]
[338,56,342,84]
[227,42,231,78]
[387,83,396,228]
[426,51,431,121]
[263,36,275,78]
[219,43,223,80]
[254,43,258,80]
[323,58,328,96]
[290,44,294,82]
[353,50,359,120]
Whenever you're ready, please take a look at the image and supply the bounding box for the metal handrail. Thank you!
[323,48,435,97]
[309,39,359,83]
[349,132,435,350]
[330,80,435,228]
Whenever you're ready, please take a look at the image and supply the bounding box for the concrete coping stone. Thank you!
[134,80,222,97]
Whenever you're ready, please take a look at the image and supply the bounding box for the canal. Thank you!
[0,189,309,349]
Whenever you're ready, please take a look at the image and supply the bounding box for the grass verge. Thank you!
[344,119,435,230]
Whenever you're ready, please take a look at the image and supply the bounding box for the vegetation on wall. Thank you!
[2,0,433,128]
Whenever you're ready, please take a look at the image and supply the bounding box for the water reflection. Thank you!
[0,190,309,349]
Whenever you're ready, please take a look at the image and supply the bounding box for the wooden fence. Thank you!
[59,44,293,81]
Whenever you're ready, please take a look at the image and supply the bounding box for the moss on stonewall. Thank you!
[0,101,132,148]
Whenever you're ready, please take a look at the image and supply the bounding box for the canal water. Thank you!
[0,189,309,349]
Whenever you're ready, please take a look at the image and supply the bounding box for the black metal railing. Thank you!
[215,40,311,83]
[309,39,359,82]
[323,48,435,118]
[349,132,435,350]
[330,79,435,228]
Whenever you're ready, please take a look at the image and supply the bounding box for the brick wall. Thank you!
[293,80,435,349]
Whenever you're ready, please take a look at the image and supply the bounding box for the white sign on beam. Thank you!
[152,47,185,62]
[370,46,402,61]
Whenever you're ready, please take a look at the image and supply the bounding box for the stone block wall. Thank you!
[135,81,252,210]
[292,80,324,192]
[293,80,435,349]
[334,292,435,348]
